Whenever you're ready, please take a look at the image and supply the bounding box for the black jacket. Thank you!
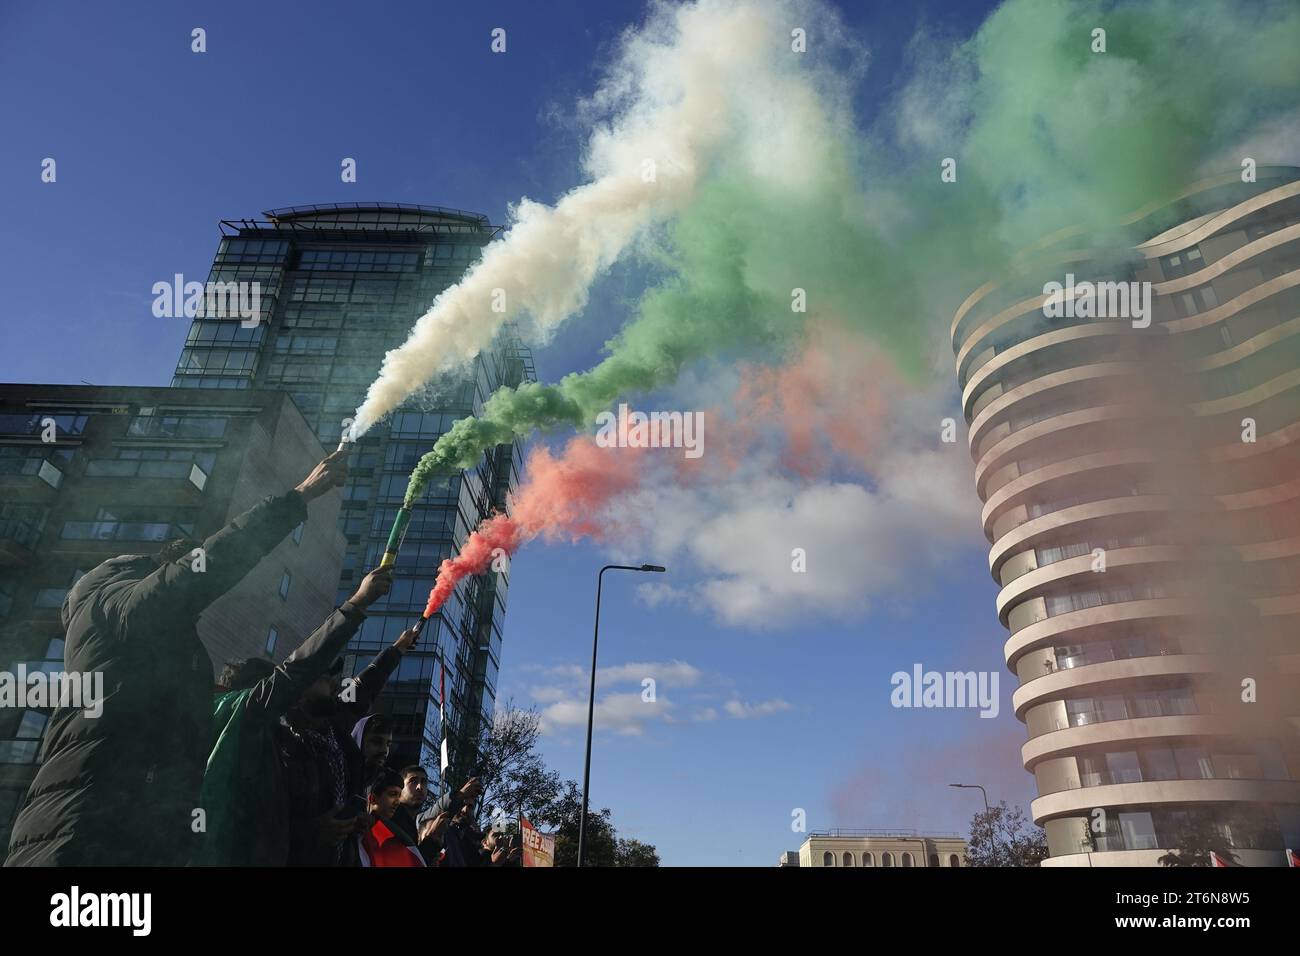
[4,492,307,867]
[193,600,369,867]
[419,790,482,867]
[279,645,402,866]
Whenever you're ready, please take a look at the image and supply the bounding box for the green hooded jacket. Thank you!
[193,602,367,866]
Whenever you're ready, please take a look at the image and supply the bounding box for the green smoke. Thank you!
[407,149,919,495]
[406,0,1300,499]
[951,0,1298,244]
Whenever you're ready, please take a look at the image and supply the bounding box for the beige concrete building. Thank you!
[951,167,1300,865]
[787,830,967,867]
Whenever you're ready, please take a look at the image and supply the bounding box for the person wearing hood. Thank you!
[192,565,394,867]
[4,449,349,867]
[280,622,417,866]
[353,713,393,786]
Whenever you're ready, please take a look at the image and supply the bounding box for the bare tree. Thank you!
[467,700,562,830]
[965,800,1048,867]
[464,701,660,866]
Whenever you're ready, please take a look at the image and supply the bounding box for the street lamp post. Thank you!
[949,782,995,866]
[577,563,665,867]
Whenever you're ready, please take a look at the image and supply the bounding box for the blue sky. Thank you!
[0,0,1037,865]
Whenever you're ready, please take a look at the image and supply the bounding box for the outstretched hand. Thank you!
[348,567,394,609]
[394,627,419,653]
[295,448,350,502]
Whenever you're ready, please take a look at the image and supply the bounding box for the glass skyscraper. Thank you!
[171,202,533,789]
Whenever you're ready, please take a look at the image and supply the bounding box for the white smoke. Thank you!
[352,0,847,434]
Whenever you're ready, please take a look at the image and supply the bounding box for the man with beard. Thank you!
[391,765,429,843]
[280,623,418,866]
[352,713,394,787]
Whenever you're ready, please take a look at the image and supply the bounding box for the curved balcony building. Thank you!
[952,167,1300,866]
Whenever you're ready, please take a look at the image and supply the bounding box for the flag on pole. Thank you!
[439,652,449,773]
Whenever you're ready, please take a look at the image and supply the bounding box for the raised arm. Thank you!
[242,567,395,720]
[104,449,349,632]
[334,625,420,728]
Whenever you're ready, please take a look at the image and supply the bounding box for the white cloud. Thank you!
[624,455,978,628]
[527,685,573,704]
[597,659,701,686]
[609,382,984,629]
[723,698,792,719]
[520,657,779,736]
[538,691,669,736]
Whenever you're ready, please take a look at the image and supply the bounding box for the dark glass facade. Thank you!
[171,203,533,789]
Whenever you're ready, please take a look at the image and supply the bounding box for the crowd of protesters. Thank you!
[3,448,520,868]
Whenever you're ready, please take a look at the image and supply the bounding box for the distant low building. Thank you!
[789,830,968,868]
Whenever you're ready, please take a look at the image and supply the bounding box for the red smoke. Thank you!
[511,433,645,542]
[422,435,643,616]
[727,323,895,478]
[424,328,900,617]
[423,513,526,617]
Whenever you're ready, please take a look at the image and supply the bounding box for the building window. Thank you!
[901,852,914,867]
[0,710,48,765]
[126,414,227,439]
[1173,745,1214,780]
[822,851,833,867]
[842,851,854,867]
[862,852,873,867]
[882,852,893,867]
[265,626,278,656]
[1118,812,1159,850]
[929,854,940,867]
[33,588,66,609]
[1160,245,1204,279]
[1174,284,1219,318]
[279,571,292,600]
[16,710,48,739]
[949,854,960,867]
[292,523,304,545]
